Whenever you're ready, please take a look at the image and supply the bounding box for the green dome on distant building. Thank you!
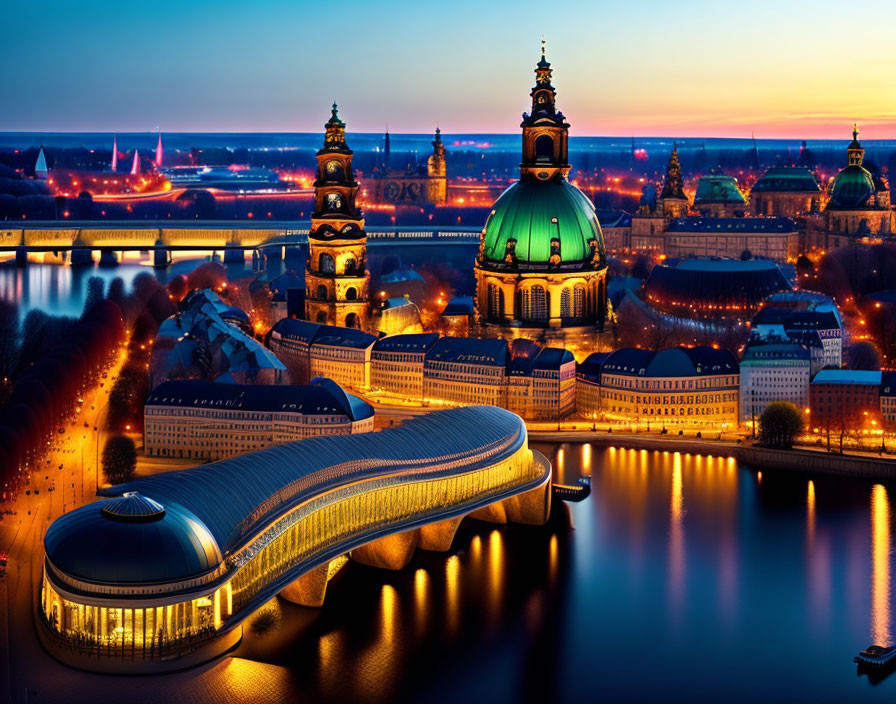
[693,174,746,205]
[828,124,876,210]
[481,179,603,264]
[828,165,875,209]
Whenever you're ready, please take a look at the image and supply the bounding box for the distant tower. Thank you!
[111,135,118,172]
[657,145,689,218]
[383,129,391,170]
[155,130,163,168]
[305,104,370,330]
[34,147,48,180]
[426,127,447,204]
[130,150,140,176]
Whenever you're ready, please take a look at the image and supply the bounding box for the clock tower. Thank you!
[305,103,370,329]
[519,39,570,183]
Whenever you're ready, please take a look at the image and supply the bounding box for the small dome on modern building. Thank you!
[480,179,604,265]
[45,495,223,585]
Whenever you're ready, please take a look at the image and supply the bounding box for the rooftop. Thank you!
[372,332,440,354]
[666,217,796,233]
[693,174,746,205]
[811,370,882,386]
[750,167,821,193]
[425,336,508,366]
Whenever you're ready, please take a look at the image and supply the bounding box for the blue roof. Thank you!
[48,406,525,585]
[601,348,656,376]
[531,347,575,370]
[147,378,373,421]
[373,333,440,353]
[425,336,508,366]
[269,318,377,350]
[576,352,611,384]
[811,370,882,386]
[741,343,811,362]
[882,372,896,396]
[442,296,475,317]
[270,318,322,345]
[646,347,739,377]
[380,268,425,283]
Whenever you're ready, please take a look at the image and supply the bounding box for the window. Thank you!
[560,288,572,318]
[319,253,335,274]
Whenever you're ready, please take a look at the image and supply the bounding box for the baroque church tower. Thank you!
[305,104,370,329]
[519,39,570,183]
[658,145,689,218]
[426,127,447,204]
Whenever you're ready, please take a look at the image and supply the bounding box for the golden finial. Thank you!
[541,36,546,59]
[853,123,860,141]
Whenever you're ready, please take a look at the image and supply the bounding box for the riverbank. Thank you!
[529,430,896,480]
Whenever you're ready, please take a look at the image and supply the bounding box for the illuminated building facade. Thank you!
[39,406,552,672]
[474,45,609,348]
[144,378,374,460]
[821,126,894,240]
[374,296,423,335]
[751,307,843,369]
[370,333,440,400]
[368,128,447,205]
[305,104,370,330]
[630,147,690,252]
[882,372,896,432]
[575,347,740,428]
[810,370,882,431]
[423,337,508,407]
[662,217,799,261]
[505,347,576,420]
[750,167,824,217]
[739,343,812,423]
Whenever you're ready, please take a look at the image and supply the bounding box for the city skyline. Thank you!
[3,0,895,138]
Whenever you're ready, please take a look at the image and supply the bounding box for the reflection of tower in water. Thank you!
[871,483,891,646]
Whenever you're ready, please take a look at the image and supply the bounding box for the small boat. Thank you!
[854,644,896,670]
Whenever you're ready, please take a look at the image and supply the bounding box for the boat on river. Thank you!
[854,644,896,671]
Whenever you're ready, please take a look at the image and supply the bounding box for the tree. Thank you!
[758,401,804,449]
[102,435,137,485]
[847,341,881,371]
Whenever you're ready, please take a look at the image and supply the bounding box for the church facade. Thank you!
[367,128,447,206]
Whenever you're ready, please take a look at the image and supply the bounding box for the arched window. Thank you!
[574,285,586,318]
[535,135,554,162]
[318,252,335,274]
[560,288,572,318]
[316,284,327,301]
[345,313,360,329]
[316,311,328,324]
[487,283,504,320]
[343,257,357,275]
[522,285,548,321]
[345,287,358,301]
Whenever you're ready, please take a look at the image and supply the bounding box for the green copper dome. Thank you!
[828,164,875,209]
[481,179,603,264]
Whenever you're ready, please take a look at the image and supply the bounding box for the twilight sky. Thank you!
[2,0,894,139]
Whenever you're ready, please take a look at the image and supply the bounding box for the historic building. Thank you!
[630,146,691,252]
[750,166,824,218]
[820,126,894,241]
[144,378,374,460]
[661,216,799,261]
[367,128,447,206]
[739,342,812,424]
[370,333,440,401]
[692,173,748,217]
[505,347,576,420]
[473,45,609,351]
[574,346,740,429]
[305,104,370,329]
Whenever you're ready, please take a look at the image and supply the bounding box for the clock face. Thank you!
[326,192,343,210]
[325,160,340,176]
[384,182,400,201]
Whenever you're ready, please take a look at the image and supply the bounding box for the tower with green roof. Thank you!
[474,42,610,354]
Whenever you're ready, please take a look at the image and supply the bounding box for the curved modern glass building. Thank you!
[39,406,551,671]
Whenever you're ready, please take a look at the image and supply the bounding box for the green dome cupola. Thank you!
[828,124,876,209]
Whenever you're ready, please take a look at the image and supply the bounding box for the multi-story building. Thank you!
[423,337,508,407]
[881,372,896,432]
[576,346,740,428]
[809,369,882,433]
[305,104,370,330]
[308,326,378,392]
[749,167,824,218]
[739,342,812,423]
[663,217,799,261]
[752,307,843,369]
[370,333,440,401]
[267,319,377,391]
[506,347,576,420]
[144,378,374,461]
[575,352,609,420]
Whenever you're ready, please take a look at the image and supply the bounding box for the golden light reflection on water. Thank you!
[669,453,685,608]
[445,554,460,637]
[581,443,592,477]
[549,534,558,587]
[807,481,816,548]
[317,629,344,693]
[871,484,891,646]
[486,529,505,628]
[414,568,429,638]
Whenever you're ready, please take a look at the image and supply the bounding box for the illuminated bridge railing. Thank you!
[38,407,550,668]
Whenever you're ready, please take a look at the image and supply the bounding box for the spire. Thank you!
[520,37,569,181]
[155,130,163,168]
[323,102,347,147]
[131,149,140,176]
[660,145,685,199]
[34,147,48,180]
[384,128,391,169]
[847,123,864,166]
[111,134,118,172]
[431,126,445,162]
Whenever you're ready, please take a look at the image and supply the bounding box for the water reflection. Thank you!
[669,452,685,614]
[872,483,891,646]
